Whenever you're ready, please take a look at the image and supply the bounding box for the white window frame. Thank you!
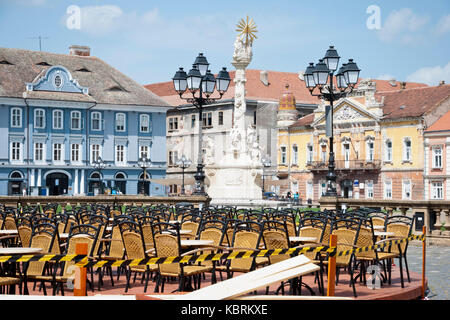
[91,111,102,131]
[115,113,126,132]
[218,111,224,126]
[52,109,63,130]
[307,144,313,164]
[34,108,45,129]
[403,138,412,162]
[52,143,64,163]
[11,107,22,128]
[90,144,102,164]
[139,145,149,160]
[71,111,81,130]
[168,150,178,167]
[432,146,443,169]
[292,144,298,165]
[71,143,81,164]
[280,146,287,165]
[320,144,327,163]
[140,114,150,133]
[34,142,45,163]
[385,139,393,162]
[402,179,412,200]
[202,112,213,128]
[384,179,392,199]
[366,138,375,162]
[10,141,22,163]
[168,117,178,132]
[365,180,374,199]
[306,180,314,200]
[115,144,126,165]
[431,181,444,200]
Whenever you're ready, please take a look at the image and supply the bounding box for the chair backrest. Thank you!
[3,214,17,230]
[332,228,358,265]
[26,227,56,277]
[119,220,148,271]
[385,215,413,254]
[63,224,100,276]
[18,225,32,248]
[229,221,263,272]
[137,216,158,250]
[355,225,377,259]
[152,222,182,276]
[262,220,290,265]
[105,223,125,259]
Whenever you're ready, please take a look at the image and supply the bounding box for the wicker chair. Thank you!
[215,221,264,279]
[152,221,212,293]
[118,220,156,293]
[22,223,59,295]
[50,224,100,295]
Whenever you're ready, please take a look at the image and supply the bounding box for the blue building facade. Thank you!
[0,46,171,196]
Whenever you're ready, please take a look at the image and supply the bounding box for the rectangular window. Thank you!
[53,143,63,162]
[433,147,442,168]
[168,117,178,131]
[384,180,392,199]
[91,144,100,163]
[11,142,21,161]
[53,110,63,130]
[385,140,392,162]
[367,141,374,161]
[91,112,101,131]
[115,145,125,164]
[431,181,444,199]
[292,145,298,165]
[34,142,44,162]
[321,145,327,162]
[71,144,80,162]
[280,146,287,165]
[307,145,313,164]
[168,151,178,167]
[71,111,81,130]
[140,114,149,133]
[218,111,224,126]
[191,115,196,128]
[253,110,257,126]
[115,113,126,132]
[404,140,411,162]
[402,180,411,199]
[140,145,149,160]
[366,180,374,199]
[11,108,22,128]
[34,109,45,129]
[202,112,212,128]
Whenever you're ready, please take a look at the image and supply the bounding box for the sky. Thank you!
[0,0,449,87]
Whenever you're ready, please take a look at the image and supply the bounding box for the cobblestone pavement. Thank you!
[407,243,450,300]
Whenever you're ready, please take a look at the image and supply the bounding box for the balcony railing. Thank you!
[306,159,382,171]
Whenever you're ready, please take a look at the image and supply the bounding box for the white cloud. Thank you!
[406,62,450,86]
[79,5,124,36]
[377,8,429,44]
[436,14,450,35]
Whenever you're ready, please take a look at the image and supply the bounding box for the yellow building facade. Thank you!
[276,80,450,202]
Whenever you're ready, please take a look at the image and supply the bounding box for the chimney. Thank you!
[400,81,406,90]
[260,70,269,86]
[69,45,90,57]
[439,80,446,86]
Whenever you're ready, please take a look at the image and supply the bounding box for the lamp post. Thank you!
[302,46,361,197]
[261,155,272,196]
[176,155,192,195]
[138,156,150,195]
[93,156,106,195]
[172,53,231,196]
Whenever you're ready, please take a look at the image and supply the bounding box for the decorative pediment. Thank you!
[313,98,380,128]
[26,65,89,94]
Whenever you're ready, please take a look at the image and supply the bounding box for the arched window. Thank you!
[10,171,24,179]
[115,113,126,132]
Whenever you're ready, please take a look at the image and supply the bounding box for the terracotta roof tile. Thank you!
[145,70,428,108]
[376,84,450,120]
[425,109,450,132]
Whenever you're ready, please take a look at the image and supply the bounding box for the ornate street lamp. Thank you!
[261,155,272,196]
[176,155,192,195]
[172,53,231,196]
[302,46,360,197]
[138,156,150,195]
[93,156,106,195]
